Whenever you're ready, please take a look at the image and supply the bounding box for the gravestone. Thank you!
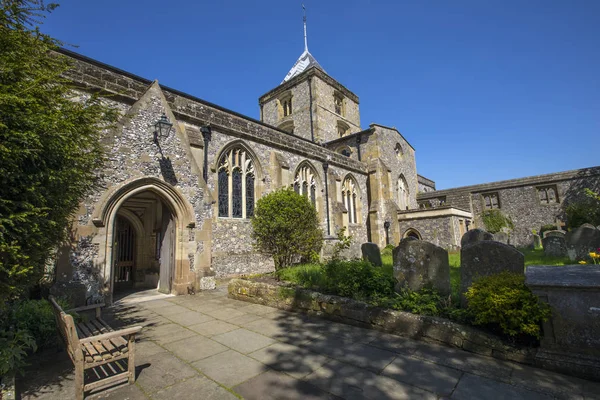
[460,241,524,306]
[566,225,600,261]
[544,230,566,239]
[493,232,509,244]
[543,236,567,258]
[460,228,493,248]
[361,242,383,267]
[533,234,542,249]
[393,239,450,295]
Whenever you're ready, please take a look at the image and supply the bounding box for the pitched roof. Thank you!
[281,50,325,83]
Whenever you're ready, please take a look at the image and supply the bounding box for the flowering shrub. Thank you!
[580,249,600,265]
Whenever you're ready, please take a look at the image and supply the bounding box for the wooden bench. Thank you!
[49,296,142,399]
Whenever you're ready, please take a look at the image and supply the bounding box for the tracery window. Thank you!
[218,147,256,219]
[279,94,293,119]
[398,175,410,211]
[538,185,558,204]
[482,192,500,210]
[294,164,318,208]
[342,177,359,224]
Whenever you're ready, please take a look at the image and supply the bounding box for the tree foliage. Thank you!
[251,188,323,270]
[0,1,117,304]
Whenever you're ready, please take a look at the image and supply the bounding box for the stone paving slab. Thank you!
[165,309,214,326]
[303,336,397,373]
[135,352,198,394]
[234,370,341,400]
[163,334,228,362]
[203,307,249,321]
[451,373,553,400]
[304,359,437,400]
[188,319,239,336]
[381,354,463,396]
[248,341,330,379]
[150,375,238,400]
[212,328,276,354]
[192,349,268,387]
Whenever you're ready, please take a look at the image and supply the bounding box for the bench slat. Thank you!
[97,318,128,347]
[83,320,123,358]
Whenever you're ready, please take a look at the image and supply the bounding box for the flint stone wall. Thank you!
[460,241,525,305]
[392,240,450,295]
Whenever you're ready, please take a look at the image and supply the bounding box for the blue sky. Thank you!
[41,1,599,189]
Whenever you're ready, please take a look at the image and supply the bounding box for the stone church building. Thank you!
[53,44,600,303]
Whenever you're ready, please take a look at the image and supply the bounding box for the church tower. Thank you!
[259,8,361,143]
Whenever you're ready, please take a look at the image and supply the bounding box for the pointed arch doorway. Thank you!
[111,192,176,296]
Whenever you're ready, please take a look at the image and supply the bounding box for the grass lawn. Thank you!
[278,246,571,303]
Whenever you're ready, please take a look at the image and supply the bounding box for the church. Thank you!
[53,24,600,304]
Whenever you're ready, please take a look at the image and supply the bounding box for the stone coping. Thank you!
[526,265,600,288]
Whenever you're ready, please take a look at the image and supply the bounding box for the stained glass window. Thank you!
[310,185,316,207]
[302,182,308,198]
[342,176,359,225]
[294,182,300,194]
[218,169,229,217]
[246,174,254,217]
[232,168,242,218]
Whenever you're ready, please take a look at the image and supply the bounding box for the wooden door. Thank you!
[114,216,135,292]
[158,214,175,294]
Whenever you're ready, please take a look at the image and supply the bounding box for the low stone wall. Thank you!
[228,278,600,381]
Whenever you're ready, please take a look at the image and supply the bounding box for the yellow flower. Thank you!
[579,260,587,265]
[590,252,599,259]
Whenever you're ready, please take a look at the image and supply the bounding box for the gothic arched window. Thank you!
[342,176,359,224]
[217,147,256,219]
[294,164,319,208]
[398,175,409,211]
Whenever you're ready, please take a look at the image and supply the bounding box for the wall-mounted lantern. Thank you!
[153,114,173,143]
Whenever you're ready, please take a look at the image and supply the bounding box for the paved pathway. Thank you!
[20,285,600,399]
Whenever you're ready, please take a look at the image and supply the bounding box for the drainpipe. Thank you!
[308,77,315,142]
[356,133,362,161]
[201,126,212,182]
[323,161,330,236]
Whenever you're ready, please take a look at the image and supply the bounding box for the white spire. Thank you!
[281,4,325,83]
[303,4,308,52]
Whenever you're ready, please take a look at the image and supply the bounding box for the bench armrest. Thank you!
[66,303,106,313]
[79,326,143,344]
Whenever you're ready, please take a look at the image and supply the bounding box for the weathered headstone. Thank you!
[393,240,450,295]
[533,234,543,249]
[493,232,509,244]
[544,230,566,239]
[460,228,493,248]
[400,236,418,245]
[361,242,383,267]
[566,225,600,261]
[543,236,567,258]
[460,241,525,306]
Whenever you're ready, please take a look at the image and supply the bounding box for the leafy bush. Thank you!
[323,259,395,300]
[481,210,514,234]
[380,286,445,316]
[251,188,323,270]
[465,272,551,339]
[0,298,69,375]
